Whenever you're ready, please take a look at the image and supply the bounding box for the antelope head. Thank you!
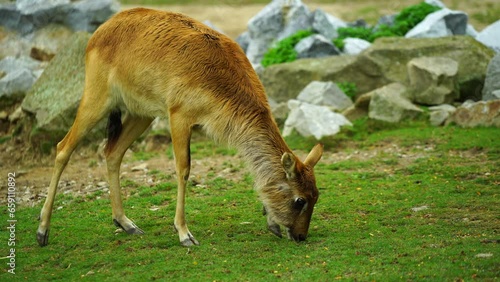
[261,144,323,242]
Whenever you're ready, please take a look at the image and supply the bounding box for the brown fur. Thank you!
[36,8,323,247]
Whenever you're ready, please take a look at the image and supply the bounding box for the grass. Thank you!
[2,120,499,281]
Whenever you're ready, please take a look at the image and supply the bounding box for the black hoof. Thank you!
[37,230,49,247]
[113,219,144,235]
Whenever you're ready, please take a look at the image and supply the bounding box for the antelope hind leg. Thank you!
[105,114,153,235]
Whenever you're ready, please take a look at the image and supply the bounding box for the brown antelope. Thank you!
[36,8,323,247]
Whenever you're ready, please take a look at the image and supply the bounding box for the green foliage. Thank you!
[334,2,441,49]
[261,30,314,67]
[337,81,358,100]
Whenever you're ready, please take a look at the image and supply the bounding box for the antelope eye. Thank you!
[293,197,306,210]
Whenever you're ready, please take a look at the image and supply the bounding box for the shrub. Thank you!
[261,30,314,67]
[333,2,441,49]
[337,81,358,100]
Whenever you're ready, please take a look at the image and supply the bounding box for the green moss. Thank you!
[261,30,314,67]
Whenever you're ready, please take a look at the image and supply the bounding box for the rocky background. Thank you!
[0,0,499,152]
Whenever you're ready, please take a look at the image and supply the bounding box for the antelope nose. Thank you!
[297,234,306,241]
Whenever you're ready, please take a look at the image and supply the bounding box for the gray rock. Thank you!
[294,34,340,59]
[482,53,500,101]
[283,99,352,140]
[311,8,346,40]
[16,0,70,15]
[405,8,468,38]
[246,0,311,65]
[368,83,423,123]
[476,20,500,53]
[0,27,32,58]
[64,0,120,32]
[375,14,396,29]
[407,56,459,105]
[0,56,42,107]
[447,99,500,127]
[236,31,250,53]
[429,104,456,126]
[297,81,353,111]
[278,3,312,40]
[21,32,105,145]
[2,0,118,34]
[343,37,371,55]
[425,0,446,8]
[268,97,288,125]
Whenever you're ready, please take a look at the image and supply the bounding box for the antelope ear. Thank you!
[304,143,323,167]
[281,152,296,180]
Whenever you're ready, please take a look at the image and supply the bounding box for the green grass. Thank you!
[2,121,499,280]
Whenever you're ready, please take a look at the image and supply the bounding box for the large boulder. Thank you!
[447,100,500,127]
[294,34,340,59]
[482,53,500,101]
[297,81,353,111]
[311,8,346,40]
[405,8,468,38]
[368,83,423,123]
[0,56,43,109]
[246,0,312,66]
[283,100,352,140]
[0,0,119,35]
[262,36,494,103]
[21,32,105,148]
[407,56,459,105]
[475,20,500,53]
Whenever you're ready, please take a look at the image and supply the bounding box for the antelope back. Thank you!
[85,8,269,133]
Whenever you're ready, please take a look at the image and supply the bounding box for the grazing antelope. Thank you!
[36,8,323,247]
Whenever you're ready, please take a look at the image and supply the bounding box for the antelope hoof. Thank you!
[113,219,145,235]
[36,228,49,247]
[180,233,199,247]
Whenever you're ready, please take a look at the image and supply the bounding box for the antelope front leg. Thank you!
[170,117,199,247]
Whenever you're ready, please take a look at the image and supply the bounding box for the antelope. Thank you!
[36,8,323,247]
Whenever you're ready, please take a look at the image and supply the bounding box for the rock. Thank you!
[342,90,374,121]
[236,31,250,53]
[8,105,26,123]
[311,8,346,40]
[482,53,500,101]
[476,20,500,53]
[0,27,32,58]
[425,0,446,8]
[405,8,468,38]
[343,37,371,55]
[0,56,42,108]
[64,0,120,32]
[268,98,288,125]
[29,24,73,61]
[407,56,459,105]
[283,100,352,140]
[1,0,118,35]
[246,0,311,65]
[368,83,423,123]
[21,32,104,147]
[297,81,353,111]
[447,99,500,127]
[131,163,148,172]
[428,104,456,126]
[294,34,340,59]
[262,36,494,103]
